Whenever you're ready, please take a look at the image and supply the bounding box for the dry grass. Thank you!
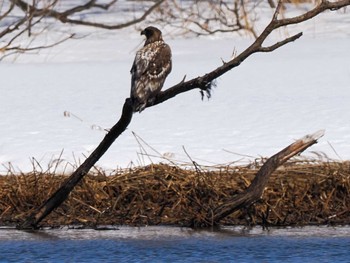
[1,159,350,228]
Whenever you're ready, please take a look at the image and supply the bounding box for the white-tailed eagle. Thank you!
[130,26,172,112]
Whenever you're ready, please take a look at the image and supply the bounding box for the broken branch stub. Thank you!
[207,130,325,226]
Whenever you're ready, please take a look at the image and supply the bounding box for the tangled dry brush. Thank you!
[1,159,350,228]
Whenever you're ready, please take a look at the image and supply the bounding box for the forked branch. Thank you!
[10,0,165,29]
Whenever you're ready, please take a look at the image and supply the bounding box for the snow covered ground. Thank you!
[1,5,350,174]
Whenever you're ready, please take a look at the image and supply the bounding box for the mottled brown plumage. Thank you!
[130,26,172,112]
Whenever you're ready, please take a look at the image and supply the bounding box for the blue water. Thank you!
[0,226,349,262]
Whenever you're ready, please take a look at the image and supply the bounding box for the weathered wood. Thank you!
[18,99,133,229]
[208,130,325,225]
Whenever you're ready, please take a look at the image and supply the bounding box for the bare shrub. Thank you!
[2,0,343,60]
[146,0,260,38]
[0,0,165,60]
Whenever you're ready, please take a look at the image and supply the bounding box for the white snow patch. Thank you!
[1,6,350,174]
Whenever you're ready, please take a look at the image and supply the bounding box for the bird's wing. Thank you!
[146,43,172,79]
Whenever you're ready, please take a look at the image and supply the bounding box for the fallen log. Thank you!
[204,130,325,227]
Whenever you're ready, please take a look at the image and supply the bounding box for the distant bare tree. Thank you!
[1,0,337,60]
[0,0,165,60]
[149,0,261,38]
[0,0,297,60]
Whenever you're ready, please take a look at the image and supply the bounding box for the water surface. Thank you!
[1,226,349,262]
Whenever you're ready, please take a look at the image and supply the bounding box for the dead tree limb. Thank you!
[10,0,165,29]
[18,0,350,229]
[19,99,133,229]
[206,130,325,227]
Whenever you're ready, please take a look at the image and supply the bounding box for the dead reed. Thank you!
[1,159,350,228]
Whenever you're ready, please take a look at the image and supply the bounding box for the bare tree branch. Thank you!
[149,0,350,106]
[10,0,166,29]
[0,16,42,52]
[151,0,259,37]
[2,33,75,53]
[258,32,303,52]
[61,0,98,16]
[93,0,118,10]
[276,0,350,27]
[19,99,134,229]
[0,1,15,20]
[1,0,166,58]
[17,0,350,229]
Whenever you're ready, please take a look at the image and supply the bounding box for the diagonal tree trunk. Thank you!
[19,99,133,229]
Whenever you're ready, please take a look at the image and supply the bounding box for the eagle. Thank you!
[130,26,172,113]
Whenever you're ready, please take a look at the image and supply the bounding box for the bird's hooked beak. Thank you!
[140,30,145,36]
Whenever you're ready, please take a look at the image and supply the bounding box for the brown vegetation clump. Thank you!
[1,160,350,228]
